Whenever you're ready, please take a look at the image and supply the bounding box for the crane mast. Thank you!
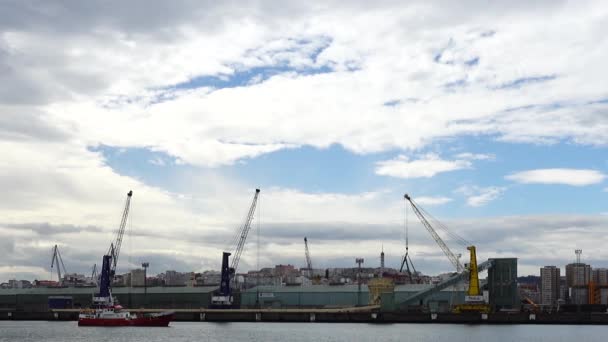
[50,244,67,283]
[304,237,313,271]
[404,194,463,272]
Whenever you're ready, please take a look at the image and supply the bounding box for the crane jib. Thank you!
[405,194,463,272]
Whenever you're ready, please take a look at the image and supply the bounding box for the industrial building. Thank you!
[0,286,217,312]
[487,258,518,311]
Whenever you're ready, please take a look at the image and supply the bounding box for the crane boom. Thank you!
[50,244,67,282]
[107,190,133,274]
[404,194,463,272]
[304,237,313,270]
[230,188,260,273]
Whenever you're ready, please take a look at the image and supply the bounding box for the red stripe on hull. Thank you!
[78,314,173,327]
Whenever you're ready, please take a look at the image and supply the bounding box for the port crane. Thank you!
[212,189,260,308]
[96,190,133,305]
[404,194,490,313]
[304,237,321,284]
[304,237,313,272]
[50,244,68,284]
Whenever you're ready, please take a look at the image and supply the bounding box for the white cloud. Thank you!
[415,196,453,206]
[375,154,471,179]
[457,185,506,207]
[148,157,166,166]
[2,1,608,280]
[454,152,495,161]
[0,2,606,167]
[506,169,606,186]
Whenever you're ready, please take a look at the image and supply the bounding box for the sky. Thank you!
[1,0,607,282]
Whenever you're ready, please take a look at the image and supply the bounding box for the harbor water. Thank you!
[1,321,607,342]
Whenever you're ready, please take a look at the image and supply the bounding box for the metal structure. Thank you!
[402,194,490,313]
[50,245,67,283]
[212,189,260,307]
[96,190,133,305]
[356,258,364,306]
[304,237,313,271]
[107,190,133,276]
[404,194,464,272]
[380,245,385,270]
[399,198,417,282]
[90,264,97,285]
[142,262,149,302]
[401,259,494,306]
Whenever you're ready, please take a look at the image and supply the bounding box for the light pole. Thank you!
[142,262,149,307]
[356,258,364,306]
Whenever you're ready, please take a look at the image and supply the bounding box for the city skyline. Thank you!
[1,1,608,282]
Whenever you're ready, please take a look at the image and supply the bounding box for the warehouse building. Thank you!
[0,286,217,311]
[241,284,467,312]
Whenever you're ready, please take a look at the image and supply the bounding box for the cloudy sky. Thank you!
[1,0,607,282]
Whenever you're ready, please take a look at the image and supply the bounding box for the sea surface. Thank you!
[0,321,606,342]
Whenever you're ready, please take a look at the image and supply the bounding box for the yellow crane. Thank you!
[404,194,490,313]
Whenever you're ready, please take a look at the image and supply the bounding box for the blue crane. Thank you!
[96,190,133,305]
[212,189,260,308]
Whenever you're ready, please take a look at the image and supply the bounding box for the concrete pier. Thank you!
[2,308,608,324]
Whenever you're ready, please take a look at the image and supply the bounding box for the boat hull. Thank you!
[78,313,173,327]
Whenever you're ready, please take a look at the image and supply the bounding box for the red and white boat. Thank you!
[78,303,173,327]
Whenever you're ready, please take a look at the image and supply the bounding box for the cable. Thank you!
[413,199,470,247]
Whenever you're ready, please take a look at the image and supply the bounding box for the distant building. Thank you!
[540,266,560,306]
[5,279,32,289]
[243,271,282,287]
[163,270,190,286]
[198,271,221,286]
[565,263,591,287]
[33,280,59,288]
[184,272,197,287]
[273,264,297,277]
[592,268,608,285]
[130,269,146,287]
[62,273,86,286]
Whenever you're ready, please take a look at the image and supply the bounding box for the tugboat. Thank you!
[79,191,173,327]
